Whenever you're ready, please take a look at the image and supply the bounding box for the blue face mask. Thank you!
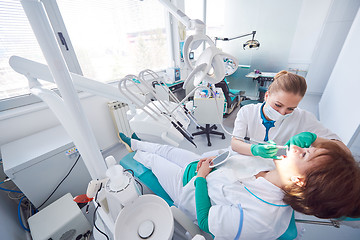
[263,103,293,121]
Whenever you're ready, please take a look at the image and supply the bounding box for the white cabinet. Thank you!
[193,87,225,124]
[1,125,92,209]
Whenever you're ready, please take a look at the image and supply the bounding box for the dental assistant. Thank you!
[231,70,340,159]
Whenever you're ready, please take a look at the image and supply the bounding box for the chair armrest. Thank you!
[170,206,203,238]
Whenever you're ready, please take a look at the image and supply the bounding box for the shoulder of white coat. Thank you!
[294,107,313,115]
[239,102,262,116]
[291,107,318,120]
[242,102,262,111]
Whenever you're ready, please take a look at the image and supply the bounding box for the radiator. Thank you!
[108,101,133,137]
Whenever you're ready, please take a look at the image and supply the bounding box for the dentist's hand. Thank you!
[251,144,278,158]
[285,132,317,148]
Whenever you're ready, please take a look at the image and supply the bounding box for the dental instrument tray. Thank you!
[210,150,230,168]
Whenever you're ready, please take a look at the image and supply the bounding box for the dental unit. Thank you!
[10,0,239,239]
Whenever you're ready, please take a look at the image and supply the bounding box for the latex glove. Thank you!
[285,132,317,148]
[251,144,278,159]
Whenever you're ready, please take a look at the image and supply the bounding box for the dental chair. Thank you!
[118,152,297,239]
[119,152,360,239]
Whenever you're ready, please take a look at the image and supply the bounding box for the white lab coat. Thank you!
[133,140,293,240]
[232,103,340,145]
[178,167,292,240]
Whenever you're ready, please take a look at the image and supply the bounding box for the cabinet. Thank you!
[193,87,225,124]
[1,125,92,209]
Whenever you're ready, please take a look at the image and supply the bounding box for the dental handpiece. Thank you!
[242,136,287,148]
[242,136,288,157]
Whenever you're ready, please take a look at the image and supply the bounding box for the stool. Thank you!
[192,124,225,146]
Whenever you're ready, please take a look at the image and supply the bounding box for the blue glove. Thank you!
[251,144,278,159]
[285,132,317,148]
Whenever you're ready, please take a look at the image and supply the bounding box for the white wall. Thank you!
[306,0,360,94]
[223,0,302,72]
[319,8,360,146]
[288,0,332,75]
[223,0,359,98]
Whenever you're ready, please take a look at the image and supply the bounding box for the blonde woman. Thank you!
[231,70,340,159]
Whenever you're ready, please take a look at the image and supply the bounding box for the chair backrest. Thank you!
[215,79,231,104]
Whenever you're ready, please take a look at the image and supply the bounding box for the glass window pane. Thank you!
[206,0,224,39]
[57,0,170,83]
[0,0,49,101]
[184,0,224,60]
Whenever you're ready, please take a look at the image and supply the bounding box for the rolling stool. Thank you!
[192,124,225,146]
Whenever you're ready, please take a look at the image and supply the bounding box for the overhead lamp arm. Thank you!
[214,31,257,45]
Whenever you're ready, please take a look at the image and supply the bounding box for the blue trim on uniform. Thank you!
[260,103,275,141]
[234,204,244,240]
[244,186,289,207]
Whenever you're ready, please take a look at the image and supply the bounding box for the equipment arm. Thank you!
[158,0,205,35]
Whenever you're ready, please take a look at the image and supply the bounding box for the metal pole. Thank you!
[20,0,107,179]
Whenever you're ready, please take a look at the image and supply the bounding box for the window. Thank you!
[0,0,170,109]
[185,0,225,38]
[56,0,170,83]
[0,0,48,101]
[204,0,225,40]
[184,0,224,59]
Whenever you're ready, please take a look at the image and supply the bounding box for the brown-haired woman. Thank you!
[231,70,341,159]
[282,138,360,219]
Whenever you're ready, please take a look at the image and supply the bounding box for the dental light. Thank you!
[158,0,239,89]
[181,33,239,87]
[215,30,260,50]
[183,43,239,88]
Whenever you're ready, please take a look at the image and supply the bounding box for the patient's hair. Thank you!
[268,70,307,97]
[283,141,360,219]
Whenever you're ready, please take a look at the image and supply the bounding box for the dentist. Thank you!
[231,70,340,159]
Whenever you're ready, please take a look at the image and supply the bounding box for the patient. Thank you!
[119,132,360,239]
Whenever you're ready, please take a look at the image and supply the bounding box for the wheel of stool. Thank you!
[222,135,225,139]
[208,142,212,146]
